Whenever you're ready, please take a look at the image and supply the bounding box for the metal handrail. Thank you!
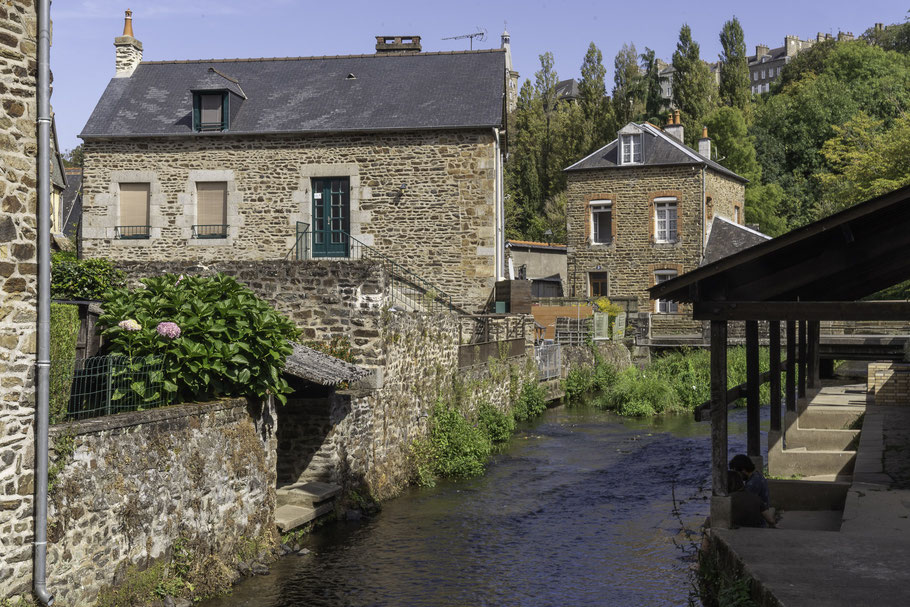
[192,224,228,239]
[115,225,150,239]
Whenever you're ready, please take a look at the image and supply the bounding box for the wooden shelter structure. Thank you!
[650,184,910,527]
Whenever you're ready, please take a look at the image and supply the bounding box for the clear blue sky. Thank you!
[51,0,907,152]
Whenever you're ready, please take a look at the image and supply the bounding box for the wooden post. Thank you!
[786,321,796,412]
[770,321,781,433]
[798,320,807,398]
[746,320,760,458]
[711,320,729,498]
[808,320,820,389]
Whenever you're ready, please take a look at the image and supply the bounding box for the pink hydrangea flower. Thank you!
[156,321,181,339]
[118,319,141,331]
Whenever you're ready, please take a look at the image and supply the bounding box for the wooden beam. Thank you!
[808,320,820,389]
[798,320,807,399]
[770,321,781,433]
[786,321,796,412]
[693,301,910,321]
[746,321,761,458]
[711,320,728,498]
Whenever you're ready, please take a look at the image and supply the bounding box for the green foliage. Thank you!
[49,303,80,423]
[98,274,300,405]
[640,47,664,119]
[703,107,760,182]
[613,42,644,124]
[477,401,516,442]
[413,400,492,482]
[744,183,788,237]
[96,561,184,607]
[47,431,75,493]
[863,16,910,54]
[305,335,356,364]
[62,143,84,168]
[672,24,717,143]
[563,365,594,402]
[51,252,125,301]
[598,366,677,416]
[718,17,751,111]
[512,381,547,421]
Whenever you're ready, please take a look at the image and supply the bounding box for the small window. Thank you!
[193,92,229,131]
[589,271,609,297]
[752,71,758,81]
[194,182,228,238]
[590,200,612,244]
[620,134,642,164]
[117,183,150,239]
[761,69,766,79]
[654,271,679,313]
[734,206,741,224]
[654,197,678,243]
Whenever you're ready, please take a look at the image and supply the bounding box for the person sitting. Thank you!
[729,454,776,528]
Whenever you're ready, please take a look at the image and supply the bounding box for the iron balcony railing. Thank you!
[289,222,455,314]
[192,224,229,239]
[115,225,150,239]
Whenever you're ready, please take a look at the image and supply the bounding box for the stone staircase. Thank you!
[769,384,867,479]
[274,481,342,532]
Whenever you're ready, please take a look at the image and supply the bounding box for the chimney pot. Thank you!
[114,9,142,77]
[664,112,684,143]
[698,126,711,158]
[122,8,134,37]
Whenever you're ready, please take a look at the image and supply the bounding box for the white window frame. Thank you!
[590,200,613,244]
[620,134,642,165]
[761,69,766,79]
[654,197,678,243]
[654,270,679,314]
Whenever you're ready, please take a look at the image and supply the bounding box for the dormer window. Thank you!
[193,91,229,132]
[621,133,642,164]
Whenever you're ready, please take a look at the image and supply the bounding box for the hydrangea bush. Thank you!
[98,274,300,405]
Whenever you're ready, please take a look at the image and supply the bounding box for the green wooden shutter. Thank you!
[192,94,201,131]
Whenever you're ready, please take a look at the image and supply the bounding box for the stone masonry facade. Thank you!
[0,0,38,599]
[566,164,744,335]
[81,130,498,310]
[45,398,277,606]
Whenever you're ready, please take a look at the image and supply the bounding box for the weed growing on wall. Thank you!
[99,274,300,405]
[477,401,516,442]
[512,382,547,421]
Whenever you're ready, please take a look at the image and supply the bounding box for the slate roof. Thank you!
[283,342,372,386]
[556,78,579,101]
[701,217,771,266]
[564,122,748,183]
[80,50,506,138]
[61,167,82,238]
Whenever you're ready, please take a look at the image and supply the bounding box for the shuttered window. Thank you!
[118,183,149,238]
[195,182,227,238]
[593,313,610,341]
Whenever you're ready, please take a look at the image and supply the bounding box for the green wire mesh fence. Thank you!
[50,355,168,423]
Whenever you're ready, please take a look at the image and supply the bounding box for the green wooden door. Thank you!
[312,177,350,257]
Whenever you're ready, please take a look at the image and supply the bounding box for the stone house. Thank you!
[564,114,752,333]
[79,13,518,310]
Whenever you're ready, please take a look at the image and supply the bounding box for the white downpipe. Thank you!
[493,128,504,280]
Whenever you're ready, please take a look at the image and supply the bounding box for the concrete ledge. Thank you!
[767,479,849,511]
[768,448,856,478]
[785,426,859,451]
[795,406,865,430]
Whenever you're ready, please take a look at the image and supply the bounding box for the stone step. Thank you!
[275,502,334,532]
[276,481,342,508]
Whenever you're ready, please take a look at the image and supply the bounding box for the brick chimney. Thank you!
[114,9,142,77]
[375,36,422,54]
[698,126,711,159]
[664,110,684,143]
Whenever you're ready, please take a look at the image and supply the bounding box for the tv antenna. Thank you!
[443,27,487,50]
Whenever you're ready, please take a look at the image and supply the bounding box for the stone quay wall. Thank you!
[0,0,39,600]
[81,129,497,310]
[43,398,277,607]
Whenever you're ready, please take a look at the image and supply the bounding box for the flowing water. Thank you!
[204,405,765,607]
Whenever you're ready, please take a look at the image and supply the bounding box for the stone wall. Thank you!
[868,362,910,405]
[81,129,497,310]
[44,398,277,606]
[0,1,38,600]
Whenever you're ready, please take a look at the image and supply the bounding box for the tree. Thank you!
[62,144,83,167]
[718,17,750,111]
[640,47,663,120]
[862,14,910,53]
[578,42,616,150]
[744,183,788,236]
[703,106,760,182]
[613,42,643,124]
[671,24,716,143]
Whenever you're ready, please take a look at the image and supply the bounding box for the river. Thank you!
[204,404,764,607]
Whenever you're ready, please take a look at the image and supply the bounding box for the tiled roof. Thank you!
[563,122,748,183]
[81,50,506,138]
[701,217,771,266]
[283,342,372,386]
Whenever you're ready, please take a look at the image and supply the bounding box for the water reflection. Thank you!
[203,405,763,607]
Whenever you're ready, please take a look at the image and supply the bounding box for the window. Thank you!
[654,197,677,243]
[589,272,608,297]
[590,200,612,244]
[734,205,741,224]
[117,183,150,239]
[654,271,679,313]
[761,69,766,79]
[752,71,758,81]
[193,92,229,131]
[620,134,641,164]
[194,181,228,238]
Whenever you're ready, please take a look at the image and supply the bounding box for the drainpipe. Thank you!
[701,166,707,252]
[34,0,55,604]
[493,128,504,281]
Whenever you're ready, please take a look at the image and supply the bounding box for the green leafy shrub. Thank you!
[598,367,677,416]
[98,274,300,405]
[513,381,547,421]
[563,365,594,403]
[416,400,492,481]
[477,402,515,442]
[49,303,80,423]
[51,251,125,301]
